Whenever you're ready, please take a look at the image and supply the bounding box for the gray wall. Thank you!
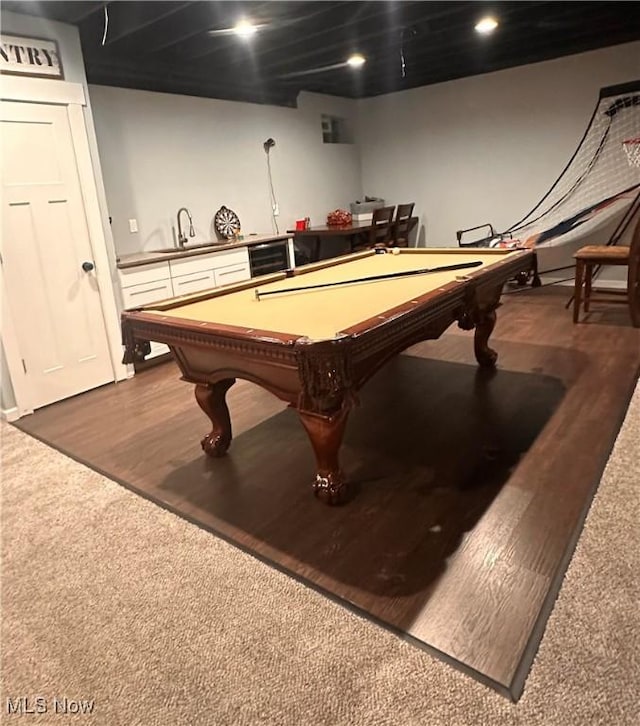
[89,87,362,257]
[356,41,640,269]
[90,40,639,270]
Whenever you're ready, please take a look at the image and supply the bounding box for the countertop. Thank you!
[116,233,290,269]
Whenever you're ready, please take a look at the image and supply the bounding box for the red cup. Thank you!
[295,219,306,231]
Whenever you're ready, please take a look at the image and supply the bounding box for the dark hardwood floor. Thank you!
[15,287,640,700]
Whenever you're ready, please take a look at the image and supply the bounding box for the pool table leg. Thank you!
[474,309,498,367]
[195,379,235,457]
[298,406,350,505]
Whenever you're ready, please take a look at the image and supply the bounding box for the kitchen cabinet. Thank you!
[168,247,250,294]
[119,261,172,359]
[120,278,174,307]
[171,270,216,296]
[118,247,251,361]
[168,247,248,278]
[118,260,171,288]
[215,262,252,286]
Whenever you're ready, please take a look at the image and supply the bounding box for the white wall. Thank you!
[357,41,640,265]
[89,86,362,256]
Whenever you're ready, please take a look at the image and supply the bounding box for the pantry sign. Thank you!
[0,33,64,79]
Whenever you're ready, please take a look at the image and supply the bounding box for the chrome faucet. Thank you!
[176,207,195,248]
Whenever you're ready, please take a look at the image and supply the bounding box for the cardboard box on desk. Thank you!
[350,200,385,224]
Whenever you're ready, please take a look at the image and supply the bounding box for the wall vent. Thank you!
[321,115,352,144]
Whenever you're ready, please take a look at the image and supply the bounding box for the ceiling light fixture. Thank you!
[475,17,499,34]
[278,54,366,80]
[233,19,258,38]
[208,20,268,38]
[347,53,366,69]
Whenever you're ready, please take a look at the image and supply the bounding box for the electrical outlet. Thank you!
[128,218,138,233]
[272,204,279,216]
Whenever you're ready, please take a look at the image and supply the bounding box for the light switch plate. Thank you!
[128,218,138,233]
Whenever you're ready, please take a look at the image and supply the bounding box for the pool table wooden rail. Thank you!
[121,247,535,504]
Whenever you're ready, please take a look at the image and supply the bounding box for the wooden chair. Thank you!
[393,203,415,247]
[353,205,395,252]
[572,214,640,327]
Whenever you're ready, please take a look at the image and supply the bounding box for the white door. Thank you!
[1,100,114,409]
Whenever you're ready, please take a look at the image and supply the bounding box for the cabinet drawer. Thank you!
[118,261,170,288]
[169,247,248,277]
[121,279,174,308]
[172,270,216,296]
[214,263,251,287]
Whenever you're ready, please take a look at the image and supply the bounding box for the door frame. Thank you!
[1,76,127,418]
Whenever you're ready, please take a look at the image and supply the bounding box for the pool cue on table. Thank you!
[254,260,483,300]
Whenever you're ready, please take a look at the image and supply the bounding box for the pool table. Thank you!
[122,247,534,504]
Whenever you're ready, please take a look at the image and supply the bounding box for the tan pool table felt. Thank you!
[151,249,517,341]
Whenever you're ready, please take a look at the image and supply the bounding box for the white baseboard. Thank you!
[589,278,627,290]
[541,275,627,289]
[1,407,21,422]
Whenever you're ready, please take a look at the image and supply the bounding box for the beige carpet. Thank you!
[1,381,639,726]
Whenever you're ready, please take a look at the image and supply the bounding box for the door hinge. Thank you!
[22,359,27,374]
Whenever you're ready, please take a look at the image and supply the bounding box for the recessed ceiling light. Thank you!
[347,54,366,68]
[234,19,258,38]
[208,20,268,38]
[475,17,498,34]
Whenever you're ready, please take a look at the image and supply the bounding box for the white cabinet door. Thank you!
[214,263,251,287]
[118,261,170,288]
[121,279,174,359]
[117,247,251,366]
[121,279,174,308]
[169,247,248,277]
[172,270,216,296]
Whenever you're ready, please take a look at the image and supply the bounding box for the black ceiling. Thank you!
[4,1,640,107]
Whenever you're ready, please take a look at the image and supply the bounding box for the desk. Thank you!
[122,247,534,504]
[291,217,419,262]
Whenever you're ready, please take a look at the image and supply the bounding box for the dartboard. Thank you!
[214,205,241,239]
